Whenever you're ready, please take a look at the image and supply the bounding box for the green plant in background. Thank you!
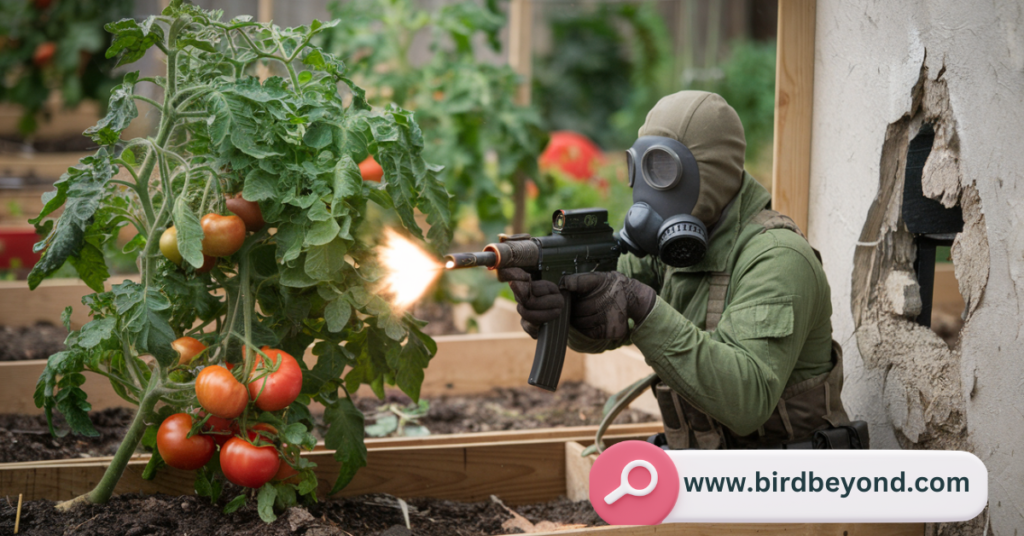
[365,399,430,438]
[322,0,547,240]
[534,1,776,172]
[29,1,451,520]
[533,1,672,150]
[0,0,134,137]
[321,0,546,314]
[691,40,776,181]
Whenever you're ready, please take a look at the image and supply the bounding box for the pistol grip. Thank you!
[529,290,572,391]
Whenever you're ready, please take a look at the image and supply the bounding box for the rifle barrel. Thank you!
[444,251,498,270]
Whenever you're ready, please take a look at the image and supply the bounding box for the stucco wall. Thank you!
[808,1,1024,533]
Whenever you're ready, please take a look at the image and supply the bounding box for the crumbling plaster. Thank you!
[808,1,1024,534]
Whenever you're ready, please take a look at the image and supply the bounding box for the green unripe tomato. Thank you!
[160,226,183,265]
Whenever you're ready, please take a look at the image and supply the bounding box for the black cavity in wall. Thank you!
[903,123,963,328]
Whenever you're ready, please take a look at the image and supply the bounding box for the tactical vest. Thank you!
[594,209,851,451]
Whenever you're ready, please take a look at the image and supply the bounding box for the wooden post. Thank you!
[257,0,274,23]
[771,0,817,232]
[508,0,532,234]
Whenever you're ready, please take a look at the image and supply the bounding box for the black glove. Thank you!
[498,267,564,339]
[561,271,657,340]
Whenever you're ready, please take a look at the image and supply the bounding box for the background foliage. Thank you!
[0,0,134,136]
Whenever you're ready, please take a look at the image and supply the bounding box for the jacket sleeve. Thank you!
[631,232,826,436]
[566,253,663,354]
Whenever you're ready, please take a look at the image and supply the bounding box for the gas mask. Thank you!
[618,136,708,268]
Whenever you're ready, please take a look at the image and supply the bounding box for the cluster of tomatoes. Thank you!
[159,195,264,271]
[157,339,304,489]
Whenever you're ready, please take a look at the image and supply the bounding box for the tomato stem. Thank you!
[58,372,164,509]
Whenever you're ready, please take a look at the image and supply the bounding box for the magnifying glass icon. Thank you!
[604,459,659,505]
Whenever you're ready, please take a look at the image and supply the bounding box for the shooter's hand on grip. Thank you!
[498,267,564,339]
[561,272,657,340]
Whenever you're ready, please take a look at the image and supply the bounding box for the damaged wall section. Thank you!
[851,61,988,452]
[809,2,1024,534]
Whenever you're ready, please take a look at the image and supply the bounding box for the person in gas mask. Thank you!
[501,91,862,449]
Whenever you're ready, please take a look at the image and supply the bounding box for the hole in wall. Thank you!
[901,123,965,348]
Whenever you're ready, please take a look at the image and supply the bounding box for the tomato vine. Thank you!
[29,1,452,520]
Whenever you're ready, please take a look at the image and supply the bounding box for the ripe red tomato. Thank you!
[273,459,301,484]
[220,437,281,488]
[359,155,383,182]
[32,42,56,67]
[196,254,217,273]
[172,336,206,365]
[34,0,52,10]
[538,131,605,181]
[200,414,233,447]
[159,227,183,265]
[196,365,248,419]
[200,214,245,257]
[157,413,215,470]
[248,347,302,412]
[225,195,265,233]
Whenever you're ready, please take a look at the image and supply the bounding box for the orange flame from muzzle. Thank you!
[377,228,443,310]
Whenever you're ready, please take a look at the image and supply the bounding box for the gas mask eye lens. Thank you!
[641,146,683,190]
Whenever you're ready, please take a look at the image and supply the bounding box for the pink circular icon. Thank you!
[589,440,679,525]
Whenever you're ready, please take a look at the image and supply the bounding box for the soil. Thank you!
[356,381,656,434]
[0,492,603,536]
[0,407,133,463]
[4,383,655,463]
[0,322,67,361]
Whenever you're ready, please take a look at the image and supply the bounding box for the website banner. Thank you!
[589,441,988,525]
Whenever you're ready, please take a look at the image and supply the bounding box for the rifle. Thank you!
[444,208,623,391]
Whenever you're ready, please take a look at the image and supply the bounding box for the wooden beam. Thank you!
[508,0,532,235]
[771,0,817,232]
[0,331,586,415]
[0,423,664,469]
[0,425,661,504]
[564,440,597,502]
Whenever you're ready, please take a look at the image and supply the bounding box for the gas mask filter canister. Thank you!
[618,136,708,268]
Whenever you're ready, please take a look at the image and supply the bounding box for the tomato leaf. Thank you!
[28,149,118,290]
[172,197,205,269]
[84,71,139,145]
[257,483,278,523]
[323,396,366,494]
[223,494,247,514]
[104,18,164,67]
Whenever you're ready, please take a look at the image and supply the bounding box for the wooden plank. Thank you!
[0,423,663,469]
[0,331,587,414]
[770,0,817,232]
[584,345,659,416]
[932,263,963,312]
[0,278,141,330]
[565,440,597,502]
[0,152,92,182]
[0,434,621,504]
[529,524,924,536]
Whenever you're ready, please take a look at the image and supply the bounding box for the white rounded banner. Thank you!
[657,449,987,523]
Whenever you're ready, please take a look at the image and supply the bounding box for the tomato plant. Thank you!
[195,365,248,419]
[247,347,302,412]
[323,0,547,239]
[225,195,265,233]
[220,436,281,489]
[0,0,133,136]
[159,227,183,265]
[29,1,451,522]
[157,413,215,470]
[172,336,206,364]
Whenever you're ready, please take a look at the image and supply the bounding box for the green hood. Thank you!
[639,91,747,228]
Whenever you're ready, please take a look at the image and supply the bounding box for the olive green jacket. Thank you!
[568,173,834,436]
